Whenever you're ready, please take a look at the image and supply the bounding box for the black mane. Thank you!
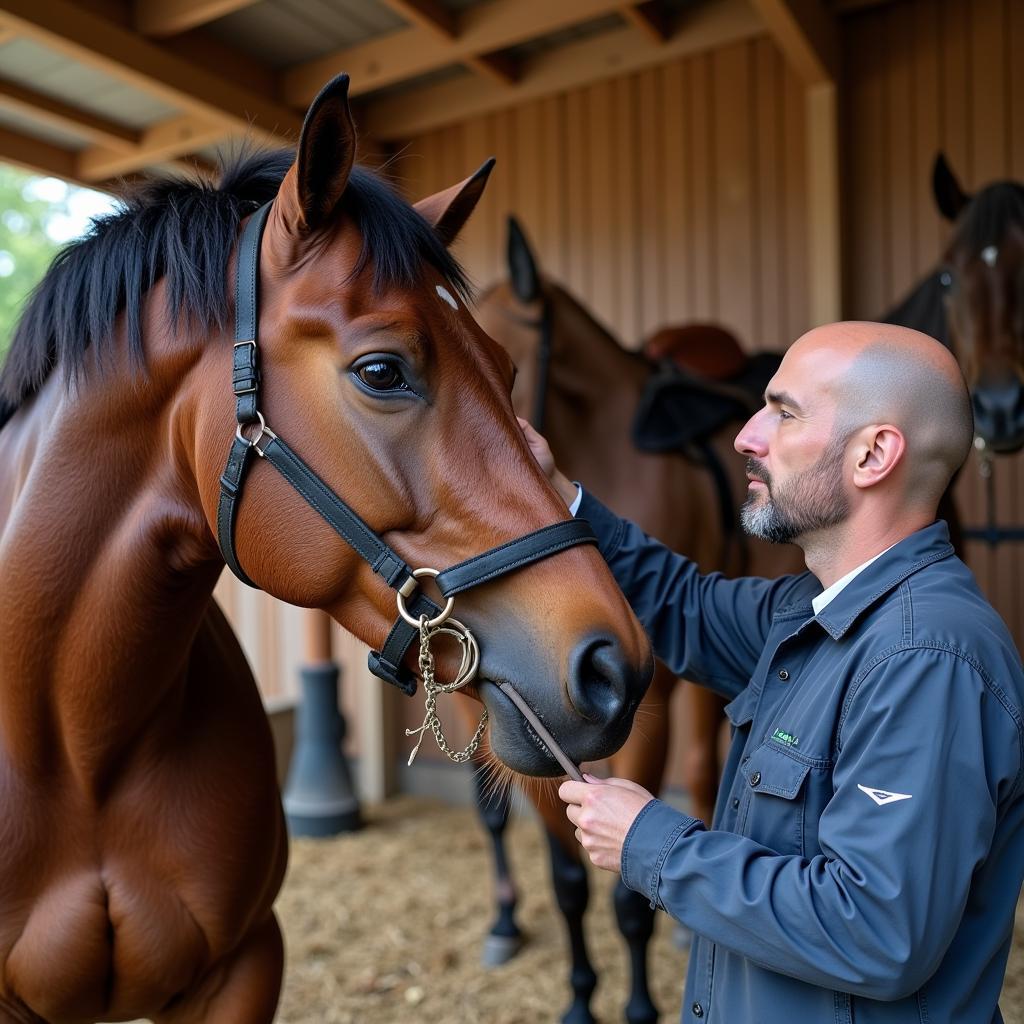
[0,150,470,428]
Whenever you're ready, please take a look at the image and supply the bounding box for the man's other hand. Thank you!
[559,774,655,873]
[517,417,578,508]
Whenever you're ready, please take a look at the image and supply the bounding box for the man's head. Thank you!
[735,321,974,547]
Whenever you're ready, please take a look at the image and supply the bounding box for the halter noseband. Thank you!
[217,202,597,695]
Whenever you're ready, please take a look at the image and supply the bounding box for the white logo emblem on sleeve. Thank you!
[436,284,459,309]
[857,784,913,806]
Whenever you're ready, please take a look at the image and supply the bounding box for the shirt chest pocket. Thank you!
[737,743,811,857]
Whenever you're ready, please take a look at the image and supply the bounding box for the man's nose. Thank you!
[734,410,767,458]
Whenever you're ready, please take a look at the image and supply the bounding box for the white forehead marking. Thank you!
[981,245,999,267]
[436,284,459,310]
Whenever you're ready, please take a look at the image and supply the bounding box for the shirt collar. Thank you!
[811,544,896,616]
[812,520,956,639]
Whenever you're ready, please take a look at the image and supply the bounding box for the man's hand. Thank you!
[559,774,655,873]
[517,417,578,508]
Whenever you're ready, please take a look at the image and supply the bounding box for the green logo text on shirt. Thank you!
[772,728,799,747]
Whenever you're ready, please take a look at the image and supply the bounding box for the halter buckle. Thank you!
[396,567,455,629]
[235,411,277,457]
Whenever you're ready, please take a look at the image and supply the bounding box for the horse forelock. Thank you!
[0,151,470,424]
[949,181,1024,257]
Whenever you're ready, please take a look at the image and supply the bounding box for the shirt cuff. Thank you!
[568,482,583,517]
[620,798,701,909]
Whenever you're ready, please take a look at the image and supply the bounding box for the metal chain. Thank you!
[406,614,488,766]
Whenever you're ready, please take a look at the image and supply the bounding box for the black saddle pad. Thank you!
[632,352,782,454]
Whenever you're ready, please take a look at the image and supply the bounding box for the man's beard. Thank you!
[740,436,850,544]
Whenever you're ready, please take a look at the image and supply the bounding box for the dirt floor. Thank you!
[274,796,1024,1024]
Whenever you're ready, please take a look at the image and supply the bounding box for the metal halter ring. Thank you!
[396,567,455,629]
[235,412,277,456]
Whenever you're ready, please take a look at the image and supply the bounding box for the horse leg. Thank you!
[152,913,283,1024]
[606,660,675,1024]
[535,791,598,1024]
[613,881,658,1024]
[680,681,727,826]
[472,758,524,967]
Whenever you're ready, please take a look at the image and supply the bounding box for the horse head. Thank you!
[476,215,630,431]
[934,153,1024,453]
[187,79,653,775]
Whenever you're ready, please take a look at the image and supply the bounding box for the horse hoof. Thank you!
[481,932,523,968]
[561,1002,597,1024]
[625,1002,659,1024]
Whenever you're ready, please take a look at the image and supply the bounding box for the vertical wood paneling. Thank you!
[844,0,1024,648]
[689,54,716,322]
[713,40,755,347]
[660,60,688,327]
[886,1,917,302]
[755,39,783,351]
[637,67,664,340]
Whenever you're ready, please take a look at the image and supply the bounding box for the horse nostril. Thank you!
[567,635,632,724]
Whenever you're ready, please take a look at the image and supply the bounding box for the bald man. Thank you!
[524,322,1024,1024]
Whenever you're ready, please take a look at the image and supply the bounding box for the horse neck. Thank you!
[543,290,648,433]
[0,344,219,776]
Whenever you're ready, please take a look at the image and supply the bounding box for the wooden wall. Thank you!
[396,34,812,354]
[842,0,1024,649]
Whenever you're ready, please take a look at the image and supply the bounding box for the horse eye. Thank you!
[356,360,408,392]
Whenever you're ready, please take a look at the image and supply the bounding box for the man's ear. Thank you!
[852,425,907,488]
[414,158,495,246]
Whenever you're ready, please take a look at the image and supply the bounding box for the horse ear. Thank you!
[933,153,970,221]
[292,73,356,232]
[413,158,495,246]
[507,215,540,303]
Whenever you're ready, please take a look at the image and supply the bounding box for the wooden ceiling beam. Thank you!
[0,0,301,145]
[359,0,762,140]
[619,3,669,43]
[748,0,839,83]
[77,114,227,181]
[134,0,258,37]
[284,0,635,106]
[465,53,520,87]
[375,0,456,38]
[0,122,81,183]
[0,76,140,151]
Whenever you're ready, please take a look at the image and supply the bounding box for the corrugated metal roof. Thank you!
[0,38,176,129]
[205,0,408,69]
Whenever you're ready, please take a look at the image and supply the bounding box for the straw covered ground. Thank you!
[273,796,1024,1024]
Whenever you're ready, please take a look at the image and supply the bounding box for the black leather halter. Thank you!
[217,202,598,695]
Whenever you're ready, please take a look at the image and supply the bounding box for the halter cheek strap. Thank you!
[217,202,597,695]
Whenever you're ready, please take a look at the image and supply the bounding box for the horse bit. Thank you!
[217,202,598,766]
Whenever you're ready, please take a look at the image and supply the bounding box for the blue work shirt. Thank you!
[578,490,1024,1024]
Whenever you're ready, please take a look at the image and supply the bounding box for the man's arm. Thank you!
[608,649,1018,999]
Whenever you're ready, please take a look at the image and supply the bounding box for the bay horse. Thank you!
[0,75,653,1024]
[462,218,802,1024]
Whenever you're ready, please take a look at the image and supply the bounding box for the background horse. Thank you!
[886,154,1024,559]
[461,218,803,1024]
[0,76,653,1024]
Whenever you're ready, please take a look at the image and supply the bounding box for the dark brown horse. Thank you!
[0,77,652,1024]
[885,154,1024,548]
[463,218,802,1024]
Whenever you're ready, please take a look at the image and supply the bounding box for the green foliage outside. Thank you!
[0,164,116,360]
